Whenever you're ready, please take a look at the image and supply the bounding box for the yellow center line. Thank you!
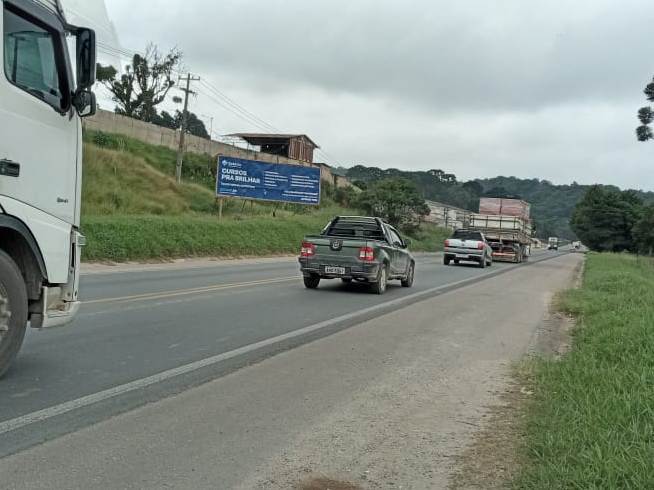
[84,276,298,306]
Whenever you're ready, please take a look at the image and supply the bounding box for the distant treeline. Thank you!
[333,166,654,240]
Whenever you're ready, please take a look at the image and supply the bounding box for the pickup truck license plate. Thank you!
[456,254,469,259]
[324,266,346,275]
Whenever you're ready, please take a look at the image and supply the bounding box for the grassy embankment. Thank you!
[82,130,449,261]
[515,253,654,488]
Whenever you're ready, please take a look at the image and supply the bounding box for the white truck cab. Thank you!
[0,0,96,376]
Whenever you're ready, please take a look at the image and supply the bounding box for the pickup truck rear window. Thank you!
[452,231,483,241]
[324,218,385,239]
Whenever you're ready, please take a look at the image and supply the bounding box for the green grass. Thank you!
[85,129,216,189]
[515,253,654,489]
[82,214,448,262]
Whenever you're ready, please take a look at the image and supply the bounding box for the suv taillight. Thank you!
[477,242,485,250]
[359,246,375,262]
[300,242,316,258]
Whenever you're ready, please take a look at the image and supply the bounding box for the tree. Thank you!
[462,180,484,196]
[151,109,209,139]
[97,44,182,122]
[570,185,642,252]
[355,178,430,231]
[636,78,654,141]
[633,204,654,255]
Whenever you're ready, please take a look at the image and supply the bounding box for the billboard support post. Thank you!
[218,198,224,221]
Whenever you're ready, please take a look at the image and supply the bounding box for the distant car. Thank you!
[298,216,415,294]
[443,230,493,268]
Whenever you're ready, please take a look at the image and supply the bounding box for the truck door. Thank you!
[0,2,78,226]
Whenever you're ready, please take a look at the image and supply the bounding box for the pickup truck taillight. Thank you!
[444,239,451,247]
[359,246,375,262]
[300,242,316,257]
[477,242,485,250]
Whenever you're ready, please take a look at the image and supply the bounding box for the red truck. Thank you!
[468,198,533,263]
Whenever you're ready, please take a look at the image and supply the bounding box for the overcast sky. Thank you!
[102,0,654,190]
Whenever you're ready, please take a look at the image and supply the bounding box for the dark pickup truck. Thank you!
[298,216,415,294]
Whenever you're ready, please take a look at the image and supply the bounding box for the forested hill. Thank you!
[337,165,654,239]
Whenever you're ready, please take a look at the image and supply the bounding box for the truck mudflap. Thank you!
[30,230,84,329]
[39,294,81,329]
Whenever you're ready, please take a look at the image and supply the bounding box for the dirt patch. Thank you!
[448,376,531,489]
[298,477,362,490]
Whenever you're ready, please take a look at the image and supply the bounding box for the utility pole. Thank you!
[176,73,200,183]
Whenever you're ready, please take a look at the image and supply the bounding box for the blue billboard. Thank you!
[216,156,321,205]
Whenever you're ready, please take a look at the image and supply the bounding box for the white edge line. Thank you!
[1,253,562,436]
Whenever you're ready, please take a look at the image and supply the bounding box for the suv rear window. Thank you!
[452,231,483,241]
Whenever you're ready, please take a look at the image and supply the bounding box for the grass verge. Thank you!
[515,253,654,488]
[81,214,448,262]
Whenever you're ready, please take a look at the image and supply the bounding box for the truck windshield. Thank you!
[452,231,483,241]
[3,6,64,109]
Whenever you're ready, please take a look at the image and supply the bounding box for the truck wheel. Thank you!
[371,265,388,295]
[443,256,451,266]
[401,262,415,288]
[479,257,487,269]
[0,250,29,379]
[303,275,320,289]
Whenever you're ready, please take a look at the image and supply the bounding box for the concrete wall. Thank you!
[84,109,319,169]
[84,110,356,189]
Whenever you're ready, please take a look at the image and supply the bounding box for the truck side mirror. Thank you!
[73,90,96,117]
[76,28,96,90]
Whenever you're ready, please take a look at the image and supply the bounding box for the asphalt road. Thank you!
[0,249,564,457]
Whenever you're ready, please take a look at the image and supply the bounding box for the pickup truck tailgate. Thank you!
[305,236,369,265]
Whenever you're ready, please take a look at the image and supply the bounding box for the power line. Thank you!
[94,40,343,166]
[199,80,280,133]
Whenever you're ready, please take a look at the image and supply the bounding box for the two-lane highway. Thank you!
[0,249,562,457]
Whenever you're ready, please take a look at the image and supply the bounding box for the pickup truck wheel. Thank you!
[479,257,487,269]
[371,265,388,295]
[0,250,29,379]
[401,262,415,288]
[453,259,460,265]
[303,275,320,289]
[443,256,451,266]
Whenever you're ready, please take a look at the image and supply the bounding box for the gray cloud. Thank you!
[106,0,654,189]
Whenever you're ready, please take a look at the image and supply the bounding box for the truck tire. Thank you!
[371,264,388,295]
[479,257,486,269]
[0,250,29,379]
[401,262,415,288]
[443,256,451,266]
[303,275,320,289]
